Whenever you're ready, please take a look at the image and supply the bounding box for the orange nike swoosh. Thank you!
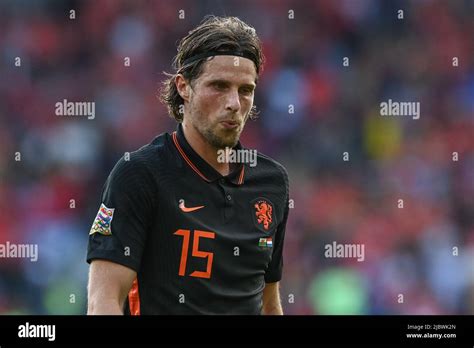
[179,202,205,213]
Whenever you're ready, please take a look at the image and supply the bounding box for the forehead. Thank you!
[198,55,257,84]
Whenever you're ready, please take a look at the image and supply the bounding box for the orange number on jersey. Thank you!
[174,229,191,276]
[174,229,215,279]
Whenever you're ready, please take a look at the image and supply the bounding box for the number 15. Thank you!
[174,229,215,279]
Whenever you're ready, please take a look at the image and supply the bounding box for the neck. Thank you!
[181,121,230,176]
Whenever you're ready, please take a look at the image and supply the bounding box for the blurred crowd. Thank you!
[0,0,472,314]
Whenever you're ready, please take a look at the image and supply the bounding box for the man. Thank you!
[87,16,289,315]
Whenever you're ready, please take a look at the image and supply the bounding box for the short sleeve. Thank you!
[86,155,156,272]
[264,166,289,283]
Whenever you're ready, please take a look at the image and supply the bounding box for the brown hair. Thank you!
[160,16,265,122]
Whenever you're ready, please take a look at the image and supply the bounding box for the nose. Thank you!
[225,89,241,113]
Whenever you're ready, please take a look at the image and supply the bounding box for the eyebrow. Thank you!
[208,79,257,89]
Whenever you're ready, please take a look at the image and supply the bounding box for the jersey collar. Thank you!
[172,123,246,185]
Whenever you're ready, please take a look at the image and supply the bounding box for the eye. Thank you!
[239,87,254,96]
[212,82,228,91]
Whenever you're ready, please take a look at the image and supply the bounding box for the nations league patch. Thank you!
[90,203,115,236]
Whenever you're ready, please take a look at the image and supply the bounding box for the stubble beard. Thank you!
[189,104,246,150]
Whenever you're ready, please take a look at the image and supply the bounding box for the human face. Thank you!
[183,55,257,149]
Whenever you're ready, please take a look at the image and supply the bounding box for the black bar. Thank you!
[0,315,472,346]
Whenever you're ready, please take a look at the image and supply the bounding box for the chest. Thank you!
[147,174,282,279]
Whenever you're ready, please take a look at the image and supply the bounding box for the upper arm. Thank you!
[88,259,137,311]
[263,281,280,302]
[262,281,282,315]
[87,155,156,272]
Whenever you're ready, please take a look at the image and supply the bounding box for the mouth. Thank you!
[219,120,240,130]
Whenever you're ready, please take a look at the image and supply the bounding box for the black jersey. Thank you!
[87,123,290,314]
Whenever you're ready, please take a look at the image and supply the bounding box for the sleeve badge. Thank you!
[89,203,115,236]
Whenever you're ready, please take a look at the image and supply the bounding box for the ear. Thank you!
[175,74,191,102]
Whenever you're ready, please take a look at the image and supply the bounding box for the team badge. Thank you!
[252,197,274,233]
[90,203,115,236]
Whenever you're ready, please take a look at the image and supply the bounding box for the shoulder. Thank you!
[108,132,170,183]
[255,151,289,190]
